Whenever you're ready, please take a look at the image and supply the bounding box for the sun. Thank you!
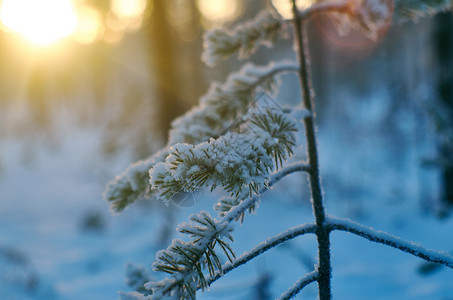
[0,0,78,47]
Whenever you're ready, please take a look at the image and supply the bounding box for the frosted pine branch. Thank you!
[202,10,285,66]
[204,223,317,288]
[106,61,299,211]
[277,270,319,300]
[145,162,309,298]
[104,149,168,212]
[327,216,453,269]
[148,212,235,299]
[169,61,299,145]
[151,106,299,204]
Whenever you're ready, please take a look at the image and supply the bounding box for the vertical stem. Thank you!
[291,1,332,299]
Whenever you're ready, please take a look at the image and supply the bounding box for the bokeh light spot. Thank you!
[75,5,103,44]
[197,0,241,24]
[111,0,147,19]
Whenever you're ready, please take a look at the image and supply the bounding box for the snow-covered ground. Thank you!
[1,101,452,300]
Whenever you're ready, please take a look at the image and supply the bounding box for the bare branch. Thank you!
[327,216,453,269]
[205,223,318,288]
[277,270,319,300]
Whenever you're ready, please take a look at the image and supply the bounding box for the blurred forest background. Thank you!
[1,0,453,299]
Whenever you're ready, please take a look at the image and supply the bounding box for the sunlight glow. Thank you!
[111,0,147,19]
[75,5,102,44]
[197,0,240,23]
[0,0,78,46]
[271,0,314,19]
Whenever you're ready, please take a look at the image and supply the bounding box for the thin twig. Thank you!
[327,216,453,269]
[277,270,319,300]
[205,223,318,288]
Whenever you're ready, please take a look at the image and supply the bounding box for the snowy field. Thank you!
[1,101,453,300]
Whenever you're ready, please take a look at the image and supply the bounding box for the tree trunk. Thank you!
[145,0,186,142]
